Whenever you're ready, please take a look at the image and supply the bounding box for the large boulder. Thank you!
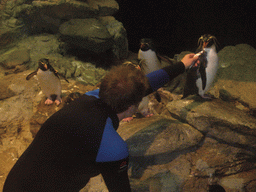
[0,0,119,34]
[99,16,128,59]
[166,98,256,149]
[213,44,256,110]
[59,18,114,53]
[81,97,256,191]
[0,0,121,56]
[0,47,30,74]
[120,116,203,157]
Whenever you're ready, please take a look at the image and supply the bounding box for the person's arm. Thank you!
[146,61,185,94]
[95,117,130,191]
[97,157,131,192]
[146,53,198,95]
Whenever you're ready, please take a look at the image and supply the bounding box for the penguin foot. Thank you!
[140,109,154,118]
[45,98,54,105]
[122,117,134,122]
[200,94,213,100]
[144,113,154,118]
[55,99,62,106]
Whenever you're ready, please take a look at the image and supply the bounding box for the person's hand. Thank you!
[181,53,199,69]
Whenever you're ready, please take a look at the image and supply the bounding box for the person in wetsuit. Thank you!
[3,54,198,192]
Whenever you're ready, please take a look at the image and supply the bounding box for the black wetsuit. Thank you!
[3,62,185,192]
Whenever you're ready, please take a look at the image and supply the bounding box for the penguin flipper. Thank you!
[50,67,69,83]
[58,72,69,83]
[199,64,207,90]
[199,53,208,90]
[182,67,199,99]
[26,70,38,80]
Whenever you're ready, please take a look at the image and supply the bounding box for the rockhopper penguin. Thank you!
[138,38,174,74]
[137,38,174,118]
[183,34,219,99]
[26,58,69,105]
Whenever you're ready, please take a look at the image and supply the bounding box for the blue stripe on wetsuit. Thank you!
[85,89,100,98]
[96,117,129,162]
[146,69,170,92]
[85,90,129,163]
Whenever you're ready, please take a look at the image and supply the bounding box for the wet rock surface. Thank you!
[0,36,256,191]
[1,8,256,190]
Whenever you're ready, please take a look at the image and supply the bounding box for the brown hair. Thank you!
[99,65,149,113]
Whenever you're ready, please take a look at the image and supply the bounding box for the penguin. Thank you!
[138,38,174,75]
[121,61,152,122]
[183,34,219,99]
[122,39,174,122]
[26,58,69,105]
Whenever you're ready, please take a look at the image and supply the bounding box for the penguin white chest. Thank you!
[138,49,161,75]
[196,45,219,96]
[37,69,61,98]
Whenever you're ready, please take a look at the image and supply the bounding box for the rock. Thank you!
[0,48,30,69]
[166,99,256,149]
[99,16,128,59]
[181,137,256,192]
[214,44,256,109]
[70,60,107,85]
[1,38,256,191]
[28,79,99,137]
[16,34,65,69]
[59,18,114,53]
[0,81,16,100]
[0,0,120,53]
[213,80,256,110]
[0,71,38,136]
[0,0,119,31]
[120,116,203,157]
[30,0,119,20]
[117,116,203,181]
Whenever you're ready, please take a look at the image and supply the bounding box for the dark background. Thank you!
[114,0,256,57]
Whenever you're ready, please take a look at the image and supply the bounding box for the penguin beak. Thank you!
[140,43,145,49]
[203,41,209,48]
[44,64,48,70]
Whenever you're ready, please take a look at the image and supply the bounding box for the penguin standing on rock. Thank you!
[183,34,219,99]
[138,38,162,74]
[138,38,174,74]
[26,58,69,105]
[123,39,173,120]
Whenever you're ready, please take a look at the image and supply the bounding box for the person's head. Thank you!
[99,64,149,113]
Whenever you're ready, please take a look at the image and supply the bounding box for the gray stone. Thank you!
[99,16,128,59]
[166,99,256,148]
[0,81,16,100]
[122,117,203,157]
[0,48,30,69]
[59,18,114,53]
